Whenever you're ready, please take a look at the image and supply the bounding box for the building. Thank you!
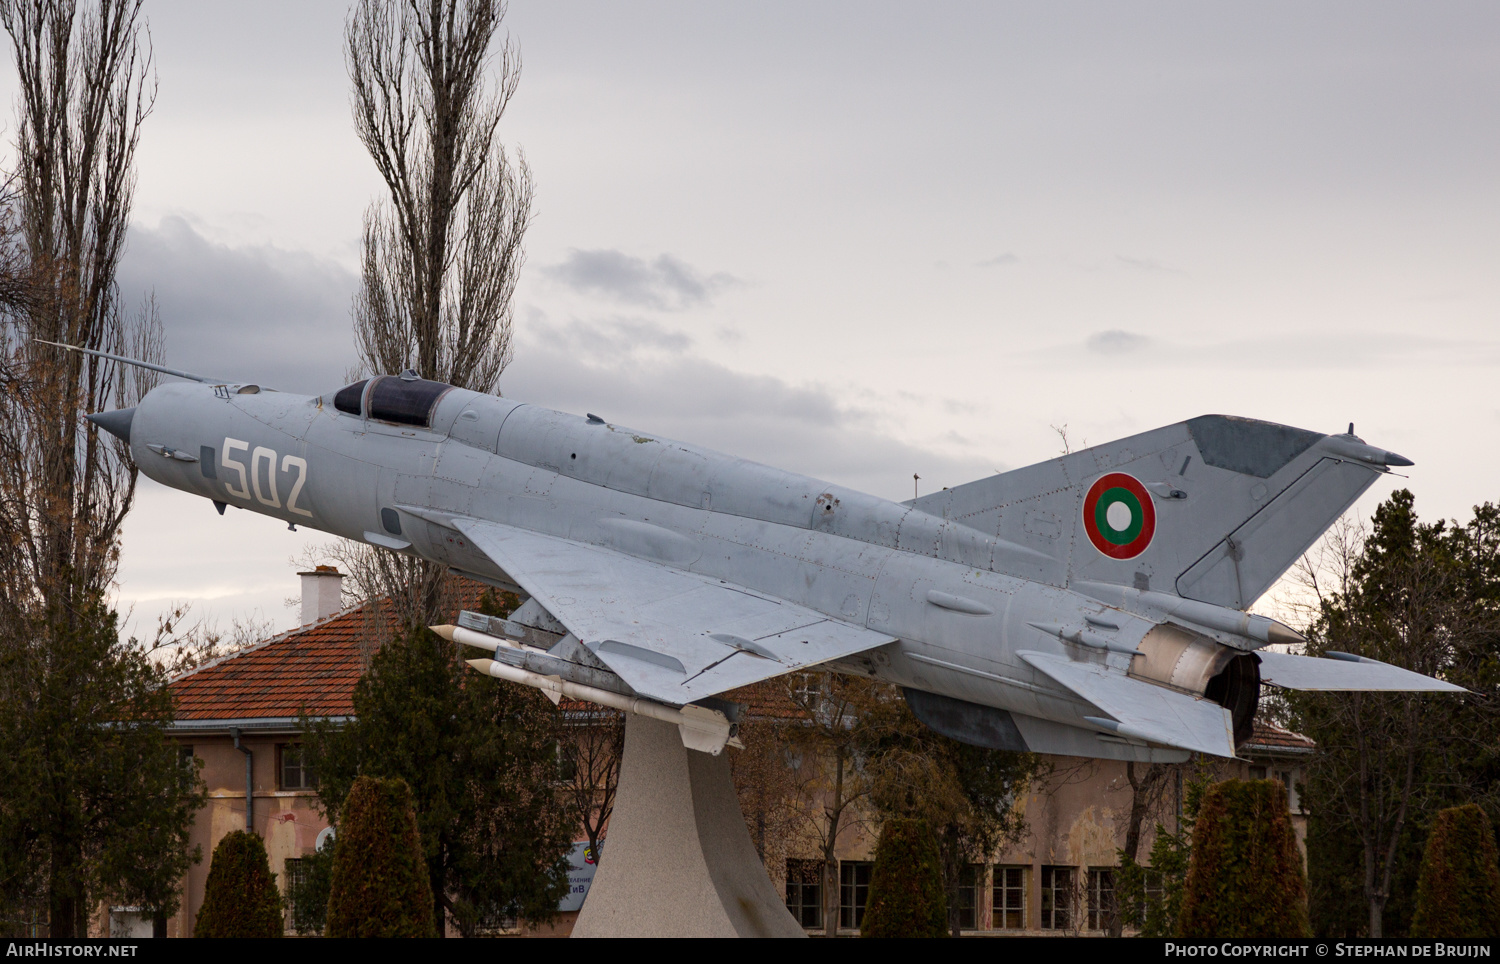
[152,566,374,938]
[146,571,1316,937]
[768,713,1313,936]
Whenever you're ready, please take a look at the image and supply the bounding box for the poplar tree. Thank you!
[326,777,434,939]
[1178,779,1310,938]
[860,818,948,938]
[194,831,283,938]
[1409,804,1500,939]
[343,0,532,627]
[0,0,197,937]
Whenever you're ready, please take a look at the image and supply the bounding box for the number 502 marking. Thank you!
[221,437,313,518]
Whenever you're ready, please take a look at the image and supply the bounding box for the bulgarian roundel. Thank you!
[1082,472,1156,560]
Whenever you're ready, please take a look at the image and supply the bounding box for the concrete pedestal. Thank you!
[570,714,806,938]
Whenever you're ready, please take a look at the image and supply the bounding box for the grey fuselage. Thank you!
[130,380,1232,761]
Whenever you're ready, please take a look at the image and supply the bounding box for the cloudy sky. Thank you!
[7,2,1498,639]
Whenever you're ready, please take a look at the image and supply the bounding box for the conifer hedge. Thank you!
[860,818,949,938]
[1178,779,1310,938]
[1410,804,1500,938]
[325,776,436,937]
[193,830,284,938]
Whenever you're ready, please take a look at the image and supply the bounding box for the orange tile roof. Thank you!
[168,580,498,725]
[168,604,396,723]
[1243,720,1316,754]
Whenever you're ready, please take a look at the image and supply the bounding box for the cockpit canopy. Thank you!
[333,373,454,428]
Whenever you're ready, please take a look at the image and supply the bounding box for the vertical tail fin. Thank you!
[911,416,1407,609]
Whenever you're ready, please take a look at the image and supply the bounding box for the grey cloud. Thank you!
[529,313,694,362]
[975,253,1019,268]
[502,332,998,500]
[117,217,358,395]
[1115,255,1182,274]
[1031,329,1500,371]
[1087,329,1151,354]
[543,249,739,311]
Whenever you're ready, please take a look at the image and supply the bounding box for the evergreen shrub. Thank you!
[1179,779,1310,938]
[326,776,435,937]
[1410,804,1500,938]
[193,830,284,938]
[860,818,948,938]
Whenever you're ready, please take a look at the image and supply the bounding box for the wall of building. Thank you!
[171,734,328,938]
[767,751,1308,936]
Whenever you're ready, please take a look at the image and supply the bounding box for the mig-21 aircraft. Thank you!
[70,342,1461,761]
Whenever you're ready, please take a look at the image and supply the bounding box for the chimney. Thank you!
[298,565,345,625]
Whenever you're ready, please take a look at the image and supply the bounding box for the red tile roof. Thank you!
[1243,720,1316,754]
[168,604,397,722]
[168,580,499,724]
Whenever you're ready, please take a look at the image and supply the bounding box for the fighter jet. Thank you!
[71,342,1461,761]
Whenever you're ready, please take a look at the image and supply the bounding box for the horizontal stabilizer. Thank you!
[452,518,897,704]
[1018,651,1237,758]
[1256,650,1465,692]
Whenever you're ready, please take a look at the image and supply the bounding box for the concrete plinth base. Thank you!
[571,714,806,938]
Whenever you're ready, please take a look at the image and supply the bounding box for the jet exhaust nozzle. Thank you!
[86,407,135,444]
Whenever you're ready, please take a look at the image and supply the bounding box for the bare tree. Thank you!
[347,0,531,392]
[728,713,805,871]
[0,0,159,617]
[777,672,892,938]
[556,705,624,871]
[1109,759,1178,936]
[343,0,533,627]
[0,1,200,940]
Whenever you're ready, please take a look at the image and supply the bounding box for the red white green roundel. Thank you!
[1083,472,1156,559]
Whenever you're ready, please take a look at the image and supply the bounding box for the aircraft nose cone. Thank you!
[86,406,135,443]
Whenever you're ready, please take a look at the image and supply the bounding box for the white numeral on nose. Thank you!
[251,447,280,508]
[222,439,251,499]
[221,437,313,519]
[282,454,312,517]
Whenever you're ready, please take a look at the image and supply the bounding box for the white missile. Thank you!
[463,656,742,756]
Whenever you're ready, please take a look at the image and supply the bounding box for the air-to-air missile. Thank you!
[67,340,1459,760]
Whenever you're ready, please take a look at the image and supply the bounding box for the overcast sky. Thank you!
[7,2,1498,639]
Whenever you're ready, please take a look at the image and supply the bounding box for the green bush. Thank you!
[193,830,283,938]
[326,776,435,938]
[1179,779,1310,938]
[860,818,948,938]
[1410,804,1500,938]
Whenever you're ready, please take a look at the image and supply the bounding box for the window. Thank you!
[1278,768,1303,812]
[1040,865,1073,930]
[1120,866,1166,930]
[278,744,317,791]
[283,858,308,933]
[366,374,452,427]
[840,860,872,930]
[992,865,1027,930]
[333,379,368,415]
[1087,867,1115,931]
[470,903,519,936]
[178,745,196,769]
[784,859,822,928]
[1249,765,1267,780]
[954,864,982,930]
